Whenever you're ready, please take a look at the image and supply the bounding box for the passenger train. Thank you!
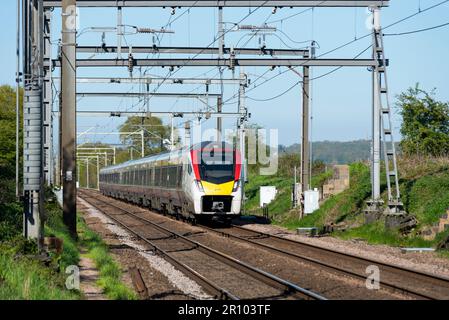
[99,141,242,222]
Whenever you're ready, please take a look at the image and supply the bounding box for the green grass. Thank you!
[47,189,135,300]
[244,168,334,217]
[244,156,449,251]
[402,171,449,227]
[0,195,81,300]
[335,221,433,247]
[246,162,371,230]
[77,216,137,300]
[0,251,79,300]
[0,189,136,300]
[45,200,80,271]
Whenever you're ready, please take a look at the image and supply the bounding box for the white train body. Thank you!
[99,141,242,219]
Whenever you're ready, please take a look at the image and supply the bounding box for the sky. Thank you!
[0,0,448,147]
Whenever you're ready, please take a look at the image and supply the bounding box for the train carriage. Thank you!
[99,141,242,221]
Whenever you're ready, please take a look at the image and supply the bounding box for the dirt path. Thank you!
[79,252,107,300]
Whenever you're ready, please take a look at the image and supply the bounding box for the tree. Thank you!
[0,85,23,240]
[118,116,172,156]
[0,85,22,201]
[396,85,449,157]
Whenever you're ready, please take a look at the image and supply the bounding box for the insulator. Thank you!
[137,28,154,33]
[239,25,254,30]
[229,52,236,70]
[128,53,134,74]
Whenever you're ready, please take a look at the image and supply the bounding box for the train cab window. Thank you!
[199,150,235,184]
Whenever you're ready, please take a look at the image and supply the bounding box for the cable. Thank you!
[245,44,372,102]
[384,21,449,36]
[266,0,328,24]
[224,0,449,105]
[145,0,272,104]
[277,29,315,45]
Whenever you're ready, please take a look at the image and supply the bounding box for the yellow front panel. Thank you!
[201,180,234,195]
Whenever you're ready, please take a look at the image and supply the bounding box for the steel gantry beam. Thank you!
[53,58,379,68]
[76,92,222,98]
[74,110,242,118]
[54,77,244,85]
[43,1,390,8]
[76,46,309,57]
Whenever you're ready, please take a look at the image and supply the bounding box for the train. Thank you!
[99,141,243,222]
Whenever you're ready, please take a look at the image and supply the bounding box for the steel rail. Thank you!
[202,223,449,300]
[78,190,237,300]
[78,190,326,300]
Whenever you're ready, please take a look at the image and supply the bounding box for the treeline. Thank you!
[0,85,22,240]
[279,140,373,165]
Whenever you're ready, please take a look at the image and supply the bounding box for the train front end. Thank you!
[189,142,242,217]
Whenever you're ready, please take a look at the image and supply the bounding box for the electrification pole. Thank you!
[300,61,310,218]
[22,0,44,247]
[16,0,20,199]
[61,0,77,236]
[371,6,381,204]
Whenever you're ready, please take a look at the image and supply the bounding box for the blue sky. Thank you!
[1,0,448,146]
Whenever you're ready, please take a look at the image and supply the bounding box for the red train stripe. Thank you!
[190,150,201,180]
[235,151,241,181]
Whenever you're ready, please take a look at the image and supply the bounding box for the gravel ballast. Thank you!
[78,198,211,300]
[239,223,449,279]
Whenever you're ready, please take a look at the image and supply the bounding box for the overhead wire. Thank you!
[223,0,449,105]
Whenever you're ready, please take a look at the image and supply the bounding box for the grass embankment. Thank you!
[244,157,449,248]
[337,157,449,248]
[0,197,80,300]
[0,192,136,300]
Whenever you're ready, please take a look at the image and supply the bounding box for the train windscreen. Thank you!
[199,150,235,184]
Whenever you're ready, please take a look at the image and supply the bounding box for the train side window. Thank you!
[155,167,160,186]
[168,166,176,188]
[187,163,192,175]
[161,167,166,187]
[177,165,183,188]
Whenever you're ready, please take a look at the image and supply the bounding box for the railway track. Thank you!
[78,189,326,301]
[200,223,449,300]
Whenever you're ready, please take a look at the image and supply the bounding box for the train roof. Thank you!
[100,141,236,173]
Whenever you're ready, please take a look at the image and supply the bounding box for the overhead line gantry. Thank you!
[22,0,400,241]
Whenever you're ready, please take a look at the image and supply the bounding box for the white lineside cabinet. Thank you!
[304,189,320,214]
[260,186,277,207]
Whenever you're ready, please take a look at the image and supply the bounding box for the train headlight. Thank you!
[195,180,204,192]
[232,180,240,192]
